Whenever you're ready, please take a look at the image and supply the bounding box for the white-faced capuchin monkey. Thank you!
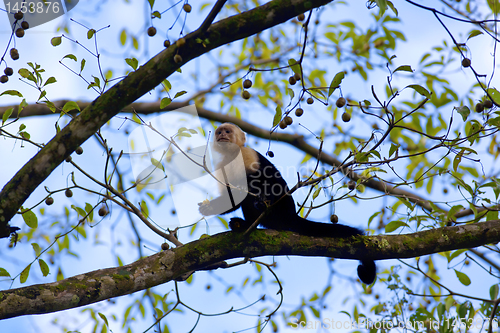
[198,123,376,284]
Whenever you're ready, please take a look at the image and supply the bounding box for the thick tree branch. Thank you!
[1,220,500,319]
[0,0,334,237]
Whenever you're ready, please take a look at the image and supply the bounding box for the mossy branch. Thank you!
[1,220,499,319]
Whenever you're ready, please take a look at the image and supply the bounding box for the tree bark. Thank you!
[1,220,499,319]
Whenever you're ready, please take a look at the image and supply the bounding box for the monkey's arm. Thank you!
[198,197,239,216]
[198,185,248,216]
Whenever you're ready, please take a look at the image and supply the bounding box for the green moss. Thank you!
[73,283,88,290]
[70,294,80,305]
[112,271,131,281]
[379,238,390,249]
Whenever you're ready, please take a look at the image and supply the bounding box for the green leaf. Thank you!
[45,101,57,113]
[393,65,413,73]
[85,202,94,222]
[486,209,498,222]
[22,209,38,228]
[120,29,127,46]
[385,221,409,233]
[0,90,23,97]
[18,99,28,116]
[104,70,113,80]
[63,54,77,62]
[328,71,345,97]
[487,0,500,15]
[449,249,466,263]
[406,84,431,98]
[467,30,483,40]
[490,284,499,300]
[98,312,109,327]
[20,131,30,140]
[389,143,400,158]
[163,79,172,91]
[148,0,155,9]
[31,242,42,257]
[160,97,172,109]
[369,150,381,159]
[454,269,471,286]
[367,211,381,226]
[446,204,464,222]
[140,200,149,217]
[20,264,31,283]
[0,267,11,277]
[51,36,62,46]
[80,59,86,73]
[398,197,414,211]
[487,116,500,128]
[287,58,301,76]
[87,29,96,39]
[2,108,13,124]
[312,187,321,199]
[92,76,101,88]
[125,57,138,70]
[452,172,474,196]
[151,157,165,172]
[217,216,228,229]
[355,152,369,163]
[38,259,50,277]
[487,88,500,106]
[375,0,387,15]
[71,205,87,218]
[387,0,398,16]
[38,90,47,102]
[272,105,282,127]
[62,101,81,113]
[43,77,57,86]
[309,306,320,318]
[56,267,64,281]
[453,149,463,172]
[456,106,470,122]
[174,90,187,99]
[466,120,482,144]
[18,68,36,82]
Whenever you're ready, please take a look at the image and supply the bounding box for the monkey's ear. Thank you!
[239,132,246,146]
[234,126,246,146]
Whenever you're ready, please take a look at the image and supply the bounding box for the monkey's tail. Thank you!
[283,216,376,284]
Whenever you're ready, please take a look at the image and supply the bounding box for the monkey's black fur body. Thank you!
[233,152,375,285]
[200,124,376,284]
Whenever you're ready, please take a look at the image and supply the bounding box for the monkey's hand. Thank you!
[229,217,252,232]
[198,199,213,216]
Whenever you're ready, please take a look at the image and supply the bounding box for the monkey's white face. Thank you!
[215,125,235,143]
[213,123,246,154]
